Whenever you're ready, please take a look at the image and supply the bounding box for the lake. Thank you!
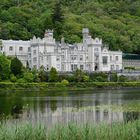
[0,88,140,126]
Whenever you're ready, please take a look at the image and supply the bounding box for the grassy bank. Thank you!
[0,120,140,140]
[1,82,140,91]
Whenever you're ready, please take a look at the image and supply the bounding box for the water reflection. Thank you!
[0,89,140,126]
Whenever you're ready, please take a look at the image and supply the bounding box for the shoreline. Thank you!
[0,82,140,91]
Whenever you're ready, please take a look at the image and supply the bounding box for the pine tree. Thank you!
[52,1,64,40]
[49,67,58,82]
[10,57,22,76]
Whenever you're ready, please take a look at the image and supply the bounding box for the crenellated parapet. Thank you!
[44,29,54,38]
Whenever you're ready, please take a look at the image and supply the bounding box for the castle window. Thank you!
[46,65,49,71]
[9,46,13,51]
[56,56,60,61]
[33,50,36,55]
[74,56,77,60]
[0,46,2,51]
[95,56,99,61]
[116,56,119,61]
[33,57,37,63]
[71,64,74,71]
[62,55,65,60]
[80,65,84,70]
[74,64,77,70]
[103,56,108,65]
[80,55,83,61]
[110,56,112,61]
[94,48,98,51]
[111,65,114,70]
[28,47,31,52]
[19,46,23,51]
[116,65,119,70]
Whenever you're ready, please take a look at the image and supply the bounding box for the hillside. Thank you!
[0,0,140,53]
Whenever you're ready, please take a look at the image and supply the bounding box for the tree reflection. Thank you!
[123,111,140,122]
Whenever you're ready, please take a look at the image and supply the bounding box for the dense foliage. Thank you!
[0,0,140,53]
[10,57,22,76]
[0,55,10,80]
[0,54,140,84]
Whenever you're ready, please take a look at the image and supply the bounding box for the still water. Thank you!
[0,89,140,126]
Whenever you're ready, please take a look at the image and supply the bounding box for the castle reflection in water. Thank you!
[14,91,139,126]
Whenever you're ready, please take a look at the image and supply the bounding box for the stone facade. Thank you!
[0,28,122,72]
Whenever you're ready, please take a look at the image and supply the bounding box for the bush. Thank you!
[66,75,75,82]
[110,73,118,82]
[90,72,108,82]
[83,75,90,82]
[95,76,106,82]
[74,69,83,82]
[17,78,27,83]
[10,74,17,82]
[61,79,69,87]
[23,72,34,82]
[118,75,128,82]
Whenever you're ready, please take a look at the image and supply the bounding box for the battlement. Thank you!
[44,29,54,38]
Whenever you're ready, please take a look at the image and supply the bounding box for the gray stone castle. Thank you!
[0,28,122,72]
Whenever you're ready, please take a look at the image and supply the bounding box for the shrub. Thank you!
[61,79,69,87]
[10,74,17,82]
[95,76,105,82]
[74,69,83,82]
[66,75,75,82]
[118,75,128,82]
[17,78,26,83]
[0,54,10,80]
[83,75,90,82]
[110,73,118,82]
[23,72,34,82]
[90,72,108,82]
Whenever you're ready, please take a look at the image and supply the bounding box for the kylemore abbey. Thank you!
[0,28,139,72]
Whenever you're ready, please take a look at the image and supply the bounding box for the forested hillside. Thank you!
[0,0,140,53]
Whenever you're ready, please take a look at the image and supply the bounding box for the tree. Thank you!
[38,66,48,82]
[0,54,10,80]
[52,1,64,40]
[10,57,22,76]
[74,69,83,82]
[49,67,58,82]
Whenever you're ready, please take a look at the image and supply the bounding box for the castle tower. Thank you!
[44,29,54,38]
[82,28,89,41]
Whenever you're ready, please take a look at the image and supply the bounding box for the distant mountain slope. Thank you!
[0,0,140,53]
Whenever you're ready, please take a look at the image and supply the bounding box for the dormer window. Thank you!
[9,46,13,51]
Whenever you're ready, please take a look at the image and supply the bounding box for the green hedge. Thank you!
[0,82,140,91]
